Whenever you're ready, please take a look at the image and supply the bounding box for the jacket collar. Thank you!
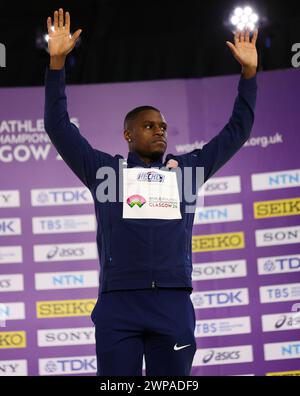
[127,151,165,168]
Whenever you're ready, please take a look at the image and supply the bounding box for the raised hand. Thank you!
[226,29,258,78]
[47,8,82,69]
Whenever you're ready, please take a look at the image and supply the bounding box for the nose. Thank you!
[154,126,165,135]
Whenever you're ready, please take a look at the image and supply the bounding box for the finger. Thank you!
[58,8,64,28]
[72,29,82,44]
[47,17,52,34]
[226,41,238,57]
[234,30,240,46]
[65,11,70,31]
[251,28,258,45]
[245,28,250,43]
[54,10,58,29]
[240,29,245,43]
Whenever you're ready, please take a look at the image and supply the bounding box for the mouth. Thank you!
[152,139,167,145]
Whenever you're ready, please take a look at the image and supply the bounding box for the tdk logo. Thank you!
[0,221,15,233]
[42,357,97,375]
[0,219,21,236]
[31,188,93,206]
[192,288,248,309]
[258,254,300,276]
[265,257,300,272]
[137,171,165,183]
[36,190,90,204]
[206,292,243,305]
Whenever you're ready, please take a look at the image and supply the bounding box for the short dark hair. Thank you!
[124,105,160,129]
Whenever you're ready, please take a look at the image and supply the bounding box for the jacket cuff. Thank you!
[45,67,65,83]
[238,74,257,91]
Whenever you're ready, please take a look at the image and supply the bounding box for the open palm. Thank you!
[47,8,82,57]
[226,29,258,70]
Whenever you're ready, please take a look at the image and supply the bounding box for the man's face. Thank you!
[124,110,168,161]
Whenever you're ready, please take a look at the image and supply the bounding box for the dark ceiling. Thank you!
[0,0,299,87]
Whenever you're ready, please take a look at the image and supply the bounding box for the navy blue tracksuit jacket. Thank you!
[44,69,257,295]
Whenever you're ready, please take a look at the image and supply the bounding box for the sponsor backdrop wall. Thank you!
[0,68,299,376]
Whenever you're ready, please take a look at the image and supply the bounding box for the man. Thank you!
[44,8,258,376]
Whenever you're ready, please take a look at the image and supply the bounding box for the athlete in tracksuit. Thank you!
[44,8,258,376]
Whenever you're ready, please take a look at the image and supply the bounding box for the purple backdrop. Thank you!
[0,68,299,376]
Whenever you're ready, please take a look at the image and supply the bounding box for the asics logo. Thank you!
[173,343,191,351]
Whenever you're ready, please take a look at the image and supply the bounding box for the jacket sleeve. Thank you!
[187,75,257,183]
[44,67,113,189]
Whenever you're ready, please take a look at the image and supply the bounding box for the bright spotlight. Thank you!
[230,5,259,31]
[250,13,258,23]
[234,7,243,17]
[231,15,239,25]
[244,6,253,15]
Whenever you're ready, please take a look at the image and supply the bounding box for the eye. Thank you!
[145,124,152,129]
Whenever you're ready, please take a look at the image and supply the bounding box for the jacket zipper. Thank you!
[149,221,156,289]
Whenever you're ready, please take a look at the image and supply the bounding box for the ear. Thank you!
[124,129,132,143]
